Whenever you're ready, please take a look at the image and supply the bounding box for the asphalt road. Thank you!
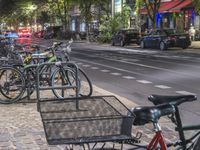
[28,37,200,125]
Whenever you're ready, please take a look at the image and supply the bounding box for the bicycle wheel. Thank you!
[0,67,25,104]
[20,66,36,100]
[51,67,79,98]
[78,68,93,97]
[193,136,200,150]
[51,66,93,98]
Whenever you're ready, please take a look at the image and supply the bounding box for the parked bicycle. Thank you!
[148,94,200,149]
[0,39,93,103]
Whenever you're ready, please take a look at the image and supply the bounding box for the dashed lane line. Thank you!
[100,69,110,72]
[91,67,99,70]
[136,80,152,84]
[110,73,121,76]
[176,91,196,95]
[122,76,135,79]
[154,85,171,89]
[75,59,196,95]
[82,64,91,67]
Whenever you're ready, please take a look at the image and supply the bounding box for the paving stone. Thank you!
[0,86,193,149]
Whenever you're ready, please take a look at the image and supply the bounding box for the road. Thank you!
[22,37,200,125]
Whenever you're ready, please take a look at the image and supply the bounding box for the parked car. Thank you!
[140,28,191,50]
[34,30,45,38]
[111,28,140,46]
[18,29,31,38]
[4,31,19,38]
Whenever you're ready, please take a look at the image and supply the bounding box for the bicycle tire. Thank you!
[51,66,79,98]
[193,136,200,150]
[20,66,36,100]
[78,68,93,97]
[0,66,25,104]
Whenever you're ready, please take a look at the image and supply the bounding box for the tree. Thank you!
[193,0,200,15]
[135,0,161,29]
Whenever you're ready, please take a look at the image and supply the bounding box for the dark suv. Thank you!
[111,29,140,46]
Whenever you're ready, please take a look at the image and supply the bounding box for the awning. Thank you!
[139,0,192,14]
[159,0,182,13]
[169,0,192,12]
[139,1,172,14]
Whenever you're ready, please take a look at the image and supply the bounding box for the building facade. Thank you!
[140,0,200,32]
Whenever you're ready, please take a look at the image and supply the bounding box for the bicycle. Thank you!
[0,42,59,103]
[148,94,200,149]
[0,40,93,103]
[50,39,93,98]
[38,94,177,150]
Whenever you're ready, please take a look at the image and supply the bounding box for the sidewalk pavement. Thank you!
[190,41,200,49]
[74,40,200,53]
[0,84,185,150]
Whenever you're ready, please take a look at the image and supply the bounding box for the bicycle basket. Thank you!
[38,96,135,145]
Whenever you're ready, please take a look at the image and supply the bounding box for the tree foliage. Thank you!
[193,0,200,15]
[135,0,161,29]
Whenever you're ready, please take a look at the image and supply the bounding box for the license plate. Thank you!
[179,36,186,39]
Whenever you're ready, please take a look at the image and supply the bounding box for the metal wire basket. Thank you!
[38,96,135,145]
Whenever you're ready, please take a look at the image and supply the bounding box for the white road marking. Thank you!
[82,64,91,67]
[110,73,121,76]
[101,70,110,72]
[73,52,195,78]
[137,80,152,84]
[154,85,171,89]
[77,62,83,65]
[122,76,135,79]
[91,67,99,69]
[176,91,196,95]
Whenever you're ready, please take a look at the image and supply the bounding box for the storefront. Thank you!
[139,0,197,32]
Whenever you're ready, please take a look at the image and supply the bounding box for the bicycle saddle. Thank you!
[130,104,175,125]
[148,95,197,106]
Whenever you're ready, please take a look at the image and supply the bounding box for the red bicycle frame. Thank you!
[147,131,167,150]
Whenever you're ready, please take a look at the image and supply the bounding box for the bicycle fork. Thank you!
[147,123,167,150]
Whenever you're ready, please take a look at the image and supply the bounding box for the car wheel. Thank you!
[140,41,145,49]
[160,41,166,50]
[120,40,125,47]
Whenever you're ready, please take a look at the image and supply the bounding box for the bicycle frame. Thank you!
[174,106,200,149]
[147,123,167,150]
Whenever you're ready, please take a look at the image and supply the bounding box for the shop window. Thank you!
[71,20,75,31]
[80,22,85,32]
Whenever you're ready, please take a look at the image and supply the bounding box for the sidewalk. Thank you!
[74,40,200,52]
[0,84,182,150]
[190,41,200,49]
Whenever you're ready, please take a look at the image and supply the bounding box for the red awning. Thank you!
[139,1,172,14]
[139,0,192,14]
[169,0,192,12]
[159,0,182,13]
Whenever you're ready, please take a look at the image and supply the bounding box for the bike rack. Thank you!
[36,61,80,110]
